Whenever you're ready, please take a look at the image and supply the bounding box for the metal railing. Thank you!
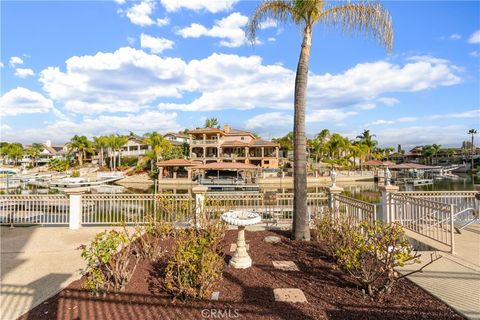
[390,193,454,251]
[204,192,329,221]
[82,194,194,225]
[397,191,478,213]
[191,139,219,145]
[0,195,70,224]
[333,194,376,225]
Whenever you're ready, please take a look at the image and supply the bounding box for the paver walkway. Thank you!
[400,224,480,320]
[0,226,124,320]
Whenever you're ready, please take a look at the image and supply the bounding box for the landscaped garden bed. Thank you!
[19,229,463,320]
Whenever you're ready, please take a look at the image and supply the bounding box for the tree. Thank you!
[93,136,108,167]
[67,135,92,166]
[25,143,44,167]
[248,0,393,240]
[4,143,24,165]
[204,118,220,129]
[106,135,128,170]
[273,131,294,155]
[430,144,441,165]
[356,129,378,159]
[143,132,173,162]
[468,129,477,170]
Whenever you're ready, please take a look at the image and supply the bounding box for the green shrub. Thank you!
[314,213,424,297]
[48,158,70,172]
[132,215,172,262]
[71,169,80,177]
[164,220,226,301]
[79,229,139,295]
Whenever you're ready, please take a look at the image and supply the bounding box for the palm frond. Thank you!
[246,0,305,43]
[318,2,393,52]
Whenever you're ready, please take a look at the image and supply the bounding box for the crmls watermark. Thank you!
[200,308,240,318]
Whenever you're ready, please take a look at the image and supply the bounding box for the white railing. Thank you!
[390,193,454,252]
[397,191,478,214]
[191,139,219,145]
[82,194,194,225]
[0,195,70,224]
[204,192,329,221]
[333,194,377,225]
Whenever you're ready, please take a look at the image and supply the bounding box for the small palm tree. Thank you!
[204,117,220,129]
[93,136,108,167]
[26,143,44,167]
[356,129,378,159]
[248,0,392,241]
[67,135,92,166]
[468,129,477,170]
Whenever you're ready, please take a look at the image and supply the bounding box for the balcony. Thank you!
[190,139,220,145]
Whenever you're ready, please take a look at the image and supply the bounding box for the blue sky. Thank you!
[1,0,479,148]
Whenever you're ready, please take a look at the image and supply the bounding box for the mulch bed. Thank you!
[19,230,464,320]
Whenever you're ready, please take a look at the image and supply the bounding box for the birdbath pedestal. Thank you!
[221,210,261,269]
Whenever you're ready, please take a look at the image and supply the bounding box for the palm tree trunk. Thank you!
[292,25,312,241]
[472,134,475,171]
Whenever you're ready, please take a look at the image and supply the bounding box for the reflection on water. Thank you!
[143,174,477,199]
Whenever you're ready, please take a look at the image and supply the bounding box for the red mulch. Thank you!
[19,230,464,320]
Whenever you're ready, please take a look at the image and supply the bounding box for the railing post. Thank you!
[192,185,208,228]
[327,186,344,215]
[379,185,399,223]
[450,204,455,254]
[65,188,85,230]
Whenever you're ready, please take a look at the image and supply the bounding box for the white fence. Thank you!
[333,194,377,225]
[0,195,70,224]
[390,193,455,252]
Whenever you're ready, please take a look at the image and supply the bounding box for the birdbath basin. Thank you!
[221,210,261,269]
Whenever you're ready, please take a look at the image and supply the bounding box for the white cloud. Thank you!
[125,1,156,26]
[140,33,174,53]
[156,17,170,27]
[177,12,248,47]
[160,0,238,13]
[9,56,24,66]
[449,33,462,40]
[1,111,181,143]
[377,97,399,107]
[14,68,35,78]
[468,30,480,44]
[245,112,293,130]
[306,109,358,122]
[267,37,276,42]
[367,120,395,126]
[429,109,480,120]
[470,51,479,57]
[0,62,4,68]
[259,18,277,30]
[39,47,188,114]
[0,87,54,116]
[398,117,417,122]
[114,0,125,4]
[159,53,461,112]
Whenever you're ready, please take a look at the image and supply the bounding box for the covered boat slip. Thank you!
[192,162,260,192]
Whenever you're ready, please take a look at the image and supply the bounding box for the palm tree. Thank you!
[356,129,378,159]
[204,117,220,128]
[106,135,128,170]
[430,144,441,165]
[248,0,393,240]
[26,143,43,167]
[67,135,91,166]
[144,132,172,163]
[468,129,477,170]
[93,136,108,167]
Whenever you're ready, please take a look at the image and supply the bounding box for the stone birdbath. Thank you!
[221,209,261,269]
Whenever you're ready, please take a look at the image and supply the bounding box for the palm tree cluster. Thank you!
[0,142,25,165]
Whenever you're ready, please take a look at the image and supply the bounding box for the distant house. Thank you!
[164,133,190,146]
[21,140,68,165]
[119,137,151,158]
[188,124,280,169]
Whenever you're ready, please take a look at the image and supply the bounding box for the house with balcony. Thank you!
[188,124,280,169]
[164,132,190,146]
[119,137,151,157]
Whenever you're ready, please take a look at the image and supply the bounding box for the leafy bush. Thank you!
[48,158,70,172]
[164,220,226,301]
[314,213,435,297]
[71,169,80,177]
[132,215,172,262]
[79,229,139,295]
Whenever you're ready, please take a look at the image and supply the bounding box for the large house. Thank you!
[188,124,280,169]
[164,132,190,146]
